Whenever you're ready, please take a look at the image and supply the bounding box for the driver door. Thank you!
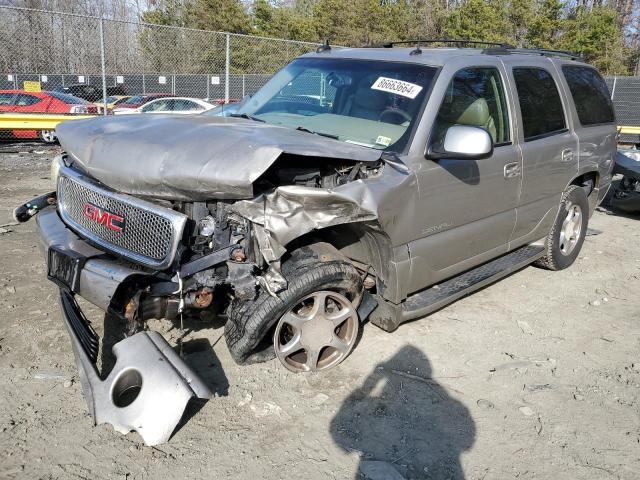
[407,66,521,294]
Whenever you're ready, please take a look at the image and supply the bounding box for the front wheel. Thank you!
[273,290,360,373]
[39,130,57,144]
[225,246,363,372]
[535,185,589,271]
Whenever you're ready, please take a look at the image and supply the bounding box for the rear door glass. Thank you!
[0,93,16,105]
[562,66,615,126]
[513,68,566,141]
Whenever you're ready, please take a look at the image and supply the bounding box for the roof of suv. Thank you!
[301,47,586,67]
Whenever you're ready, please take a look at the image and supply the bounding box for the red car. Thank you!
[0,90,99,143]
[111,93,175,113]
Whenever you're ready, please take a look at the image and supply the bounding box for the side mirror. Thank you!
[427,125,493,160]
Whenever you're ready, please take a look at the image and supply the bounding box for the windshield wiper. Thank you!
[295,126,339,140]
[230,113,265,123]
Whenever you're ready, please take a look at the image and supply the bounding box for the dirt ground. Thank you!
[0,143,639,480]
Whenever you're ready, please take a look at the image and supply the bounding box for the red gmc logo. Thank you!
[82,203,125,232]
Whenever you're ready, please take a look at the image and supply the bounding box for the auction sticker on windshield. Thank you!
[371,77,423,99]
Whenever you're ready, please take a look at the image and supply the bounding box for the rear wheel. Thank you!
[39,130,57,144]
[535,185,589,271]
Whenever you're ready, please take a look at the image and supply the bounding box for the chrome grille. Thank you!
[56,164,187,269]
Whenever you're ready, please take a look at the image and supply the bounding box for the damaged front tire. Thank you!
[225,246,363,370]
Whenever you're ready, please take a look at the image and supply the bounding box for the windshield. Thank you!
[237,58,437,152]
[124,95,145,104]
[203,103,240,116]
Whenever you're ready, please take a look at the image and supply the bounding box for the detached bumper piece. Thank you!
[33,205,213,445]
[59,289,213,446]
[59,291,99,363]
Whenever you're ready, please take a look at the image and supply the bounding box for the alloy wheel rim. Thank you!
[559,203,582,256]
[273,290,359,373]
[41,130,56,143]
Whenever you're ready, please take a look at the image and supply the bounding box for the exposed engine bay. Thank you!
[71,155,385,341]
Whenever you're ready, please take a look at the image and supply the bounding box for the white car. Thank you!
[113,97,216,115]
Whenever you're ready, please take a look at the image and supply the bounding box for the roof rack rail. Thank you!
[378,39,516,49]
[482,46,583,60]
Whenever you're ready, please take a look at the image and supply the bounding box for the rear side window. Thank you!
[513,68,566,141]
[0,93,15,105]
[562,66,614,125]
[47,91,90,104]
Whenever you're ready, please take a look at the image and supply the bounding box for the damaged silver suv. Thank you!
[17,42,616,441]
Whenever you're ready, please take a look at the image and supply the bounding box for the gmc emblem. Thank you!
[82,202,125,232]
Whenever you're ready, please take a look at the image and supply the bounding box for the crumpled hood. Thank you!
[56,114,382,201]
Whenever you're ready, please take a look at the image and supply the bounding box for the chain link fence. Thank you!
[0,5,322,107]
[3,5,640,144]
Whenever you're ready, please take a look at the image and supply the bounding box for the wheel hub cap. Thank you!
[273,290,359,373]
[559,203,582,256]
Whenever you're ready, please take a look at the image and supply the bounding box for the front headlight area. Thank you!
[50,155,63,189]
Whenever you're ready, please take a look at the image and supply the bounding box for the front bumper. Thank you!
[36,204,145,312]
[36,205,212,445]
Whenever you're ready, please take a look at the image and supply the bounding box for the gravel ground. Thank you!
[0,144,639,480]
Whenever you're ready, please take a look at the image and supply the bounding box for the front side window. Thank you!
[562,66,615,126]
[47,91,90,105]
[432,67,510,147]
[513,67,566,141]
[15,94,41,106]
[238,58,438,152]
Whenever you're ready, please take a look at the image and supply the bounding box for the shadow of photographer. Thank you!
[330,345,475,479]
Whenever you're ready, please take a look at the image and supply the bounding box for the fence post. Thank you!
[98,18,108,116]
[225,33,230,103]
[611,76,617,100]
[242,74,245,97]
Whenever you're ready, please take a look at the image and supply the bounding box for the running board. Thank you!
[399,245,545,324]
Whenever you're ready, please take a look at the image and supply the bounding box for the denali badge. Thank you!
[83,202,125,232]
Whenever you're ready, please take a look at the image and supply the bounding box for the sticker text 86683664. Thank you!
[371,77,423,99]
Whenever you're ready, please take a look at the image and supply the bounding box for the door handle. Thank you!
[504,162,520,179]
[561,148,574,162]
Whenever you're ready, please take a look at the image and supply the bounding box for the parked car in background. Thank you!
[204,97,242,105]
[111,93,175,114]
[0,90,99,143]
[202,102,240,117]
[95,95,131,111]
[54,84,126,102]
[114,97,215,115]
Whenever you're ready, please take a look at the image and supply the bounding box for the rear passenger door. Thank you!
[507,64,579,244]
[559,65,617,198]
[12,93,45,113]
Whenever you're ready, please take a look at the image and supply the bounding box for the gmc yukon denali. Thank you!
[16,43,616,444]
